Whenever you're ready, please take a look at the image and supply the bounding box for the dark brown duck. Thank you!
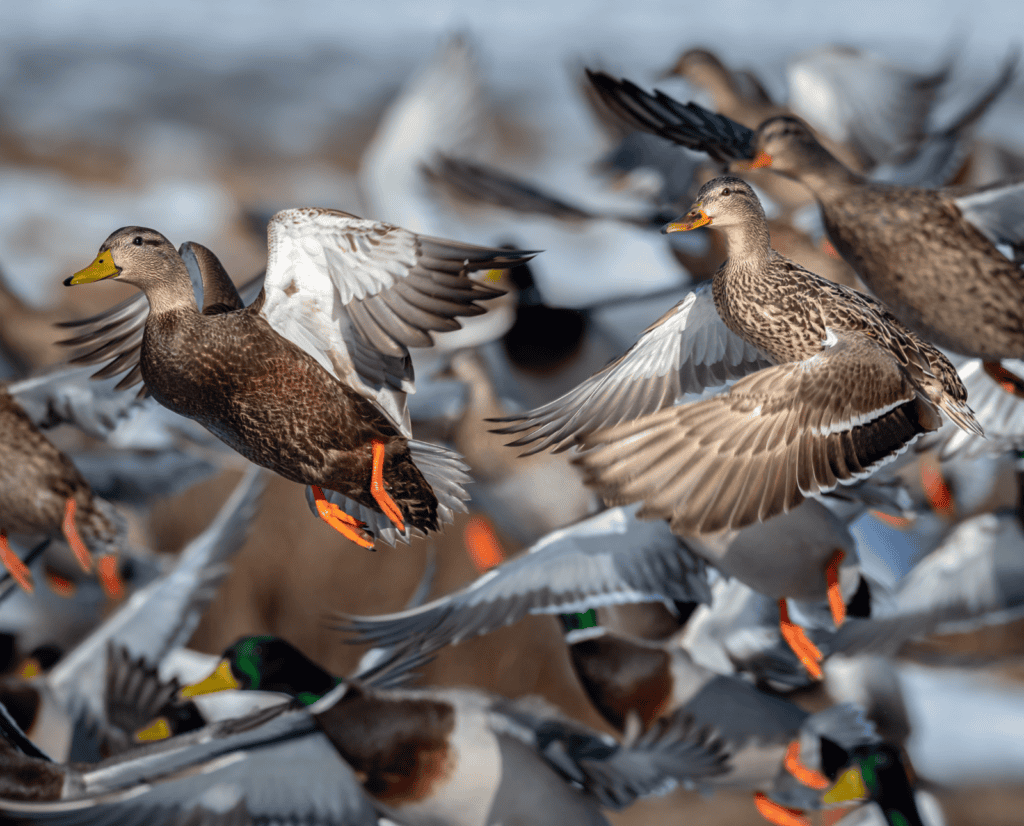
[64,210,533,546]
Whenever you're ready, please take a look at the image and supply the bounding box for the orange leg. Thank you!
[0,532,33,594]
[779,599,823,680]
[825,550,846,628]
[62,498,92,572]
[919,454,954,520]
[97,554,124,599]
[983,360,1024,398]
[754,792,810,826]
[464,516,505,572]
[784,741,830,789]
[369,440,405,532]
[311,486,374,549]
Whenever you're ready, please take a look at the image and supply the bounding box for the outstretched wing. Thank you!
[576,331,936,535]
[585,70,756,165]
[492,282,772,454]
[336,504,710,652]
[260,207,530,430]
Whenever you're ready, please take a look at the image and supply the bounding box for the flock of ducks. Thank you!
[2,32,1024,826]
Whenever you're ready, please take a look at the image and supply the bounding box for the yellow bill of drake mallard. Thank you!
[63,210,536,548]
[496,177,980,537]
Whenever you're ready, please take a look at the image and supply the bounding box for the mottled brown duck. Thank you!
[496,177,980,535]
[64,211,533,547]
[0,387,123,595]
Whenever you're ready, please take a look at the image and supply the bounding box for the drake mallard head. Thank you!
[663,176,766,233]
[179,635,339,706]
[747,116,839,178]
[67,227,181,290]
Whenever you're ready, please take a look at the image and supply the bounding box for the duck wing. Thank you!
[951,177,1024,256]
[585,70,756,166]
[829,511,1024,657]
[335,504,710,653]
[259,208,530,429]
[491,696,728,809]
[787,45,951,169]
[874,50,1019,189]
[0,703,377,826]
[6,364,142,439]
[575,331,943,535]
[492,281,772,455]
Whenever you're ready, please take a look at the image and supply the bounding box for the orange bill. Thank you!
[98,554,124,599]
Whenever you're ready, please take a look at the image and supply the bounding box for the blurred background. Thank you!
[3,1,1024,823]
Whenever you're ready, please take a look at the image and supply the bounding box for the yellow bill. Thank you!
[179,658,240,698]
[134,716,172,743]
[66,252,119,286]
[822,766,867,805]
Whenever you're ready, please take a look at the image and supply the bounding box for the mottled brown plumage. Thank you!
[0,387,122,571]
[753,116,1024,361]
[64,215,530,542]
[572,178,979,535]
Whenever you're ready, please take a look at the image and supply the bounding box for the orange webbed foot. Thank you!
[784,740,830,789]
[311,486,374,548]
[825,550,846,628]
[370,440,405,532]
[754,792,811,826]
[62,498,92,573]
[0,533,33,594]
[779,599,823,680]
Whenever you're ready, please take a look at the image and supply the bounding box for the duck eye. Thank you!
[132,236,143,246]
[721,187,731,196]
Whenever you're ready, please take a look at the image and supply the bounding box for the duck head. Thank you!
[179,635,339,706]
[745,116,841,180]
[664,176,766,234]
[67,227,183,291]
